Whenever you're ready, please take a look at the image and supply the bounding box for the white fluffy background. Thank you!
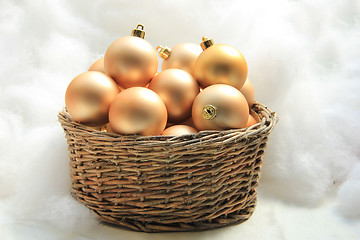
[0,0,359,239]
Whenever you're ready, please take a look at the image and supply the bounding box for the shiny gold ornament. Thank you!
[194,37,248,89]
[240,78,255,108]
[104,24,158,89]
[148,69,200,123]
[88,57,105,73]
[157,43,202,76]
[65,71,120,127]
[109,87,167,136]
[162,125,198,136]
[192,84,249,131]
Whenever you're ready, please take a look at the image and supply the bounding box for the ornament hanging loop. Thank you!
[156,45,172,59]
[200,37,214,50]
[132,24,146,39]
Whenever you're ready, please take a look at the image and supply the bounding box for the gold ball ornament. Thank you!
[88,57,105,73]
[65,71,120,127]
[109,87,167,136]
[240,78,255,108]
[148,69,200,123]
[157,43,202,76]
[162,125,198,136]
[246,114,257,128]
[250,109,261,123]
[192,84,249,131]
[104,24,158,89]
[194,37,248,89]
[180,117,197,129]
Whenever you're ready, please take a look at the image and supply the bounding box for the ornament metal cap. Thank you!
[200,37,214,50]
[202,105,217,120]
[156,45,172,59]
[131,24,146,39]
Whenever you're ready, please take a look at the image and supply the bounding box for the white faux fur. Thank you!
[0,0,359,238]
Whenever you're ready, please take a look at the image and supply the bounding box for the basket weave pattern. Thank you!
[58,102,277,232]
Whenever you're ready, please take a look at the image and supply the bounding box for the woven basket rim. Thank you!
[58,101,278,143]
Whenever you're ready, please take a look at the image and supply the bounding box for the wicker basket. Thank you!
[58,102,277,232]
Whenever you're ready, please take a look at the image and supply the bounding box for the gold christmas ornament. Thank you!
[104,24,158,89]
[162,125,198,136]
[192,84,249,131]
[246,114,257,127]
[88,57,105,73]
[148,69,200,123]
[157,43,202,76]
[240,78,255,108]
[194,37,248,90]
[109,87,167,136]
[180,117,196,129]
[65,71,120,127]
[250,109,261,123]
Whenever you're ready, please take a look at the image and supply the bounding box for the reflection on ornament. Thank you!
[104,24,158,89]
[194,37,248,90]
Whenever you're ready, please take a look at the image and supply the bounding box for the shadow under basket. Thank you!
[58,102,277,233]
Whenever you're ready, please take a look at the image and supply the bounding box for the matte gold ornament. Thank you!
[194,37,248,89]
[162,125,198,136]
[109,87,167,136]
[240,78,255,108]
[157,43,202,76]
[246,114,257,127]
[88,57,105,73]
[180,117,196,129]
[250,109,261,123]
[148,69,200,123]
[65,71,120,127]
[192,84,249,131]
[104,24,158,89]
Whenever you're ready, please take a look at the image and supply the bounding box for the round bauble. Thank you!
[194,38,248,89]
[157,43,202,76]
[240,78,255,108]
[65,71,120,127]
[250,109,261,123]
[246,114,257,127]
[109,87,167,136]
[148,69,200,123]
[180,117,196,129]
[104,25,158,89]
[162,125,198,136]
[192,84,249,131]
[88,57,105,73]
